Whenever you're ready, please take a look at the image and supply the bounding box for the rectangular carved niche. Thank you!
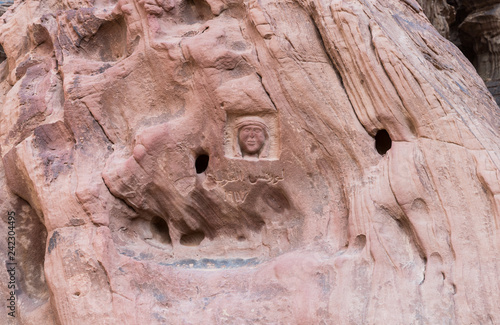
[224,113,279,160]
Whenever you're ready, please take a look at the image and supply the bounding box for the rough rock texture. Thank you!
[1,0,500,324]
[418,0,500,105]
[417,0,456,39]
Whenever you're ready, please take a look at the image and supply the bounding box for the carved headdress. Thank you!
[233,116,270,159]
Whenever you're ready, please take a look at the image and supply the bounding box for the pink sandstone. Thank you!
[0,0,499,323]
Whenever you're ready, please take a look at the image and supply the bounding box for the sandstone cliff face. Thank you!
[1,0,500,324]
[418,0,500,105]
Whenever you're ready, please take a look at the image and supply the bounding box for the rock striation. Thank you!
[1,0,500,324]
[418,0,500,105]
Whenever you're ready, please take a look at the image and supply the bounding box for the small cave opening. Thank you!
[195,154,209,174]
[150,216,172,245]
[180,231,205,246]
[375,129,392,155]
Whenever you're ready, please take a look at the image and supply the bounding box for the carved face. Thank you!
[238,124,266,156]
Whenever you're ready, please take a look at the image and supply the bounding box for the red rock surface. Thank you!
[1,0,500,323]
[418,0,500,105]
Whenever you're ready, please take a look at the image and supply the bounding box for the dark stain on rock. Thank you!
[162,257,260,269]
[48,231,60,254]
[69,218,85,226]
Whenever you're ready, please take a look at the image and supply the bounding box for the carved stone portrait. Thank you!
[235,116,269,159]
[225,114,278,160]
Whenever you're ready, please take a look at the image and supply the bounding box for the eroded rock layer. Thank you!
[1,0,500,324]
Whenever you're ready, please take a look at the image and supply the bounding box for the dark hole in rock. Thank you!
[354,234,366,250]
[195,154,209,174]
[0,43,6,63]
[180,231,205,246]
[150,216,172,245]
[375,129,392,155]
